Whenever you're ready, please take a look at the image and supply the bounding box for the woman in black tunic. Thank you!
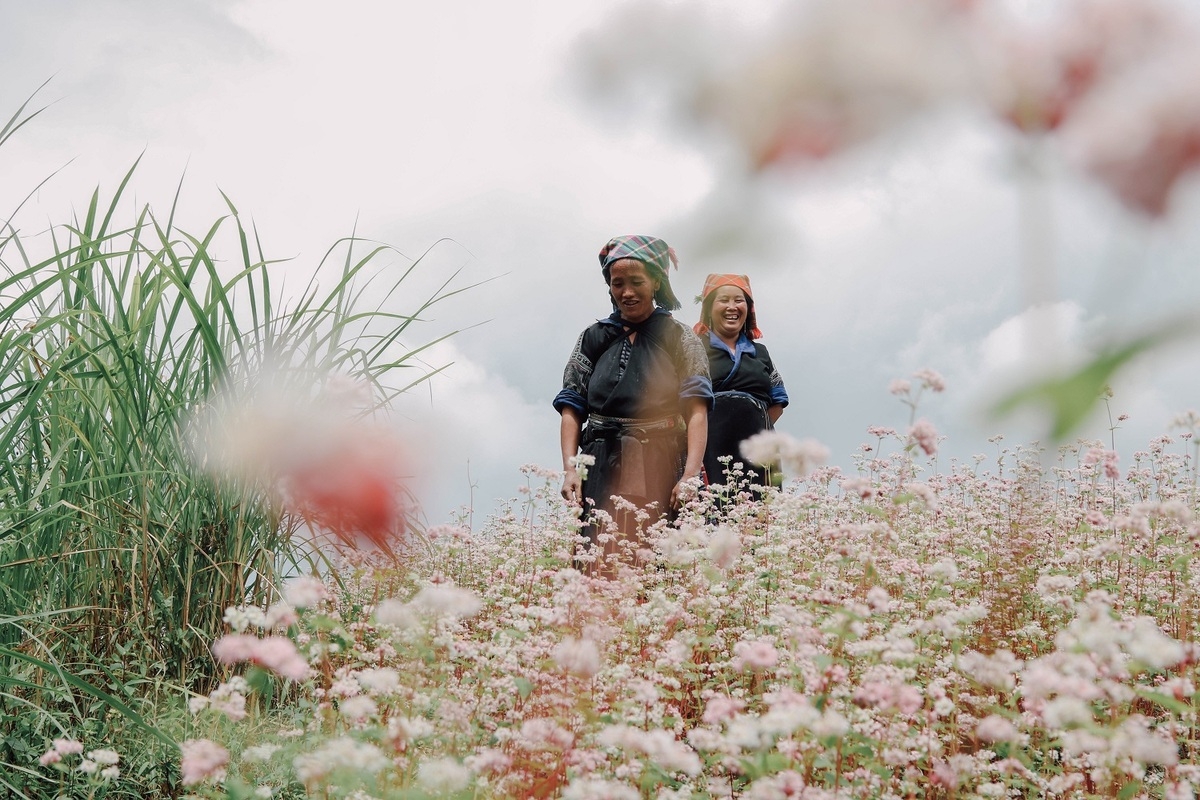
[694,274,788,488]
[554,235,712,571]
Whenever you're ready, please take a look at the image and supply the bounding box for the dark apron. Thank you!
[704,391,770,487]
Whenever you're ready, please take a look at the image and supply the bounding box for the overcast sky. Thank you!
[4,0,1200,526]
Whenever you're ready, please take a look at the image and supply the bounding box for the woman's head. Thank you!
[695,273,762,340]
[598,235,682,313]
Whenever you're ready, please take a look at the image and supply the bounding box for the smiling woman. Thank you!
[694,273,789,488]
[553,235,712,575]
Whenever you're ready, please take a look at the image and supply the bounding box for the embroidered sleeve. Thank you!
[675,322,714,407]
[764,347,789,408]
[553,330,592,414]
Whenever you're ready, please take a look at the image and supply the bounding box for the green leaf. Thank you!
[514,677,534,699]
[0,645,175,747]
[992,321,1194,440]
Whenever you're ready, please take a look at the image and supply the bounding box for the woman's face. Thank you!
[710,286,748,340]
[608,259,659,324]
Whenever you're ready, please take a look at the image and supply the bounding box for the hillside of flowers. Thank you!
[41,376,1196,799]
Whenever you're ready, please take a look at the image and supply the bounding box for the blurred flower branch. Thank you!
[578,0,1200,440]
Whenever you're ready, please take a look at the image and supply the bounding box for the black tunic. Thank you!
[703,334,787,488]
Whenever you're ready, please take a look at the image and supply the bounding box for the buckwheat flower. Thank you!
[339,695,377,722]
[1112,717,1179,766]
[53,739,84,756]
[78,758,98,775]
[744,771,806,800]
[976,782,1006,798]
[212,634,309,682]
[908,418,939,456]
[568,453,596,482]
[87,749,119,767]
[241,744,282,762]
[866,586,892,613]
[263,603,298,629]
[408,583,483,618]
[928,558,958,582]
[553,636,602,678]
[889,378,911,396]
[707,526,741,569]
[374,598,419,629]
[293,737,388,783]
[702,694,746,725]
[1166,782,1195,800]
[1127,617,1184,670]
[416,757,472,793]
[913,368,945,392]
[38,749,61,766]
[223,605,265,633]
[388,716,435,744]
[562,778,640,800]
[284,575,329,609]
[1042,696,1093,729]
[811,709,850,738]
[518,718,574,751]
[180,739,229,786]
[355,667,401,695]
[975,714,1020,744]
[732,639,780,671]
[100,766,119,781]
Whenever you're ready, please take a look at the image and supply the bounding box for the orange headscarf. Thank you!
[694,273,762,339]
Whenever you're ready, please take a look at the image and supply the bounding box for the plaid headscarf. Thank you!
[598,234,682,311]
[694,273,762,339]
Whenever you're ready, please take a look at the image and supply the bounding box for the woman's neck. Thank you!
[717,331,740,351]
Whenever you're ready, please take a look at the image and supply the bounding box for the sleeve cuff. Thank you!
[553,389,587,415]
[680,376,715,409]
[770,386,790,408]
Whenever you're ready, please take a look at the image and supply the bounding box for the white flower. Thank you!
[374,598,419,629]
[1127,616,1185,670]
[241,744,281,762]
[811,709,850,738]
[293,737,388,783]
[339,695,378,722]
[355,667,401,695]
[553,637,601,678]
[563,778,641,800]
[975,715,1020,744]
[416,757,472,794]
[408,583,483,618]
[284,575,329,609]
[740,431,829,478]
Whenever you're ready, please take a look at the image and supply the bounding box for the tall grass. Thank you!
[0,93,471,796]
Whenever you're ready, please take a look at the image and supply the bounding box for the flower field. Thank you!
[98,405,1200,799]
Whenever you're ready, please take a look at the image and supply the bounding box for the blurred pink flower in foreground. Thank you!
[740,431,830,477]
[189,373,412,553]
[580,0,971,166]
[212,634,310,681]
[975,0,1180,133]
[179,739,229,786]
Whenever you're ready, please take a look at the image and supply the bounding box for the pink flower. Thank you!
[732,639,780,671]
[702,694,746,725]
[284,575,329,609]
[212,634,309,681]
[179,739,229,786]
[908,418,939,456]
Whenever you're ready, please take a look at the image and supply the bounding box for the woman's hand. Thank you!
[559,408,585,506]
[671,473,702,510]
[562,466,582,506]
